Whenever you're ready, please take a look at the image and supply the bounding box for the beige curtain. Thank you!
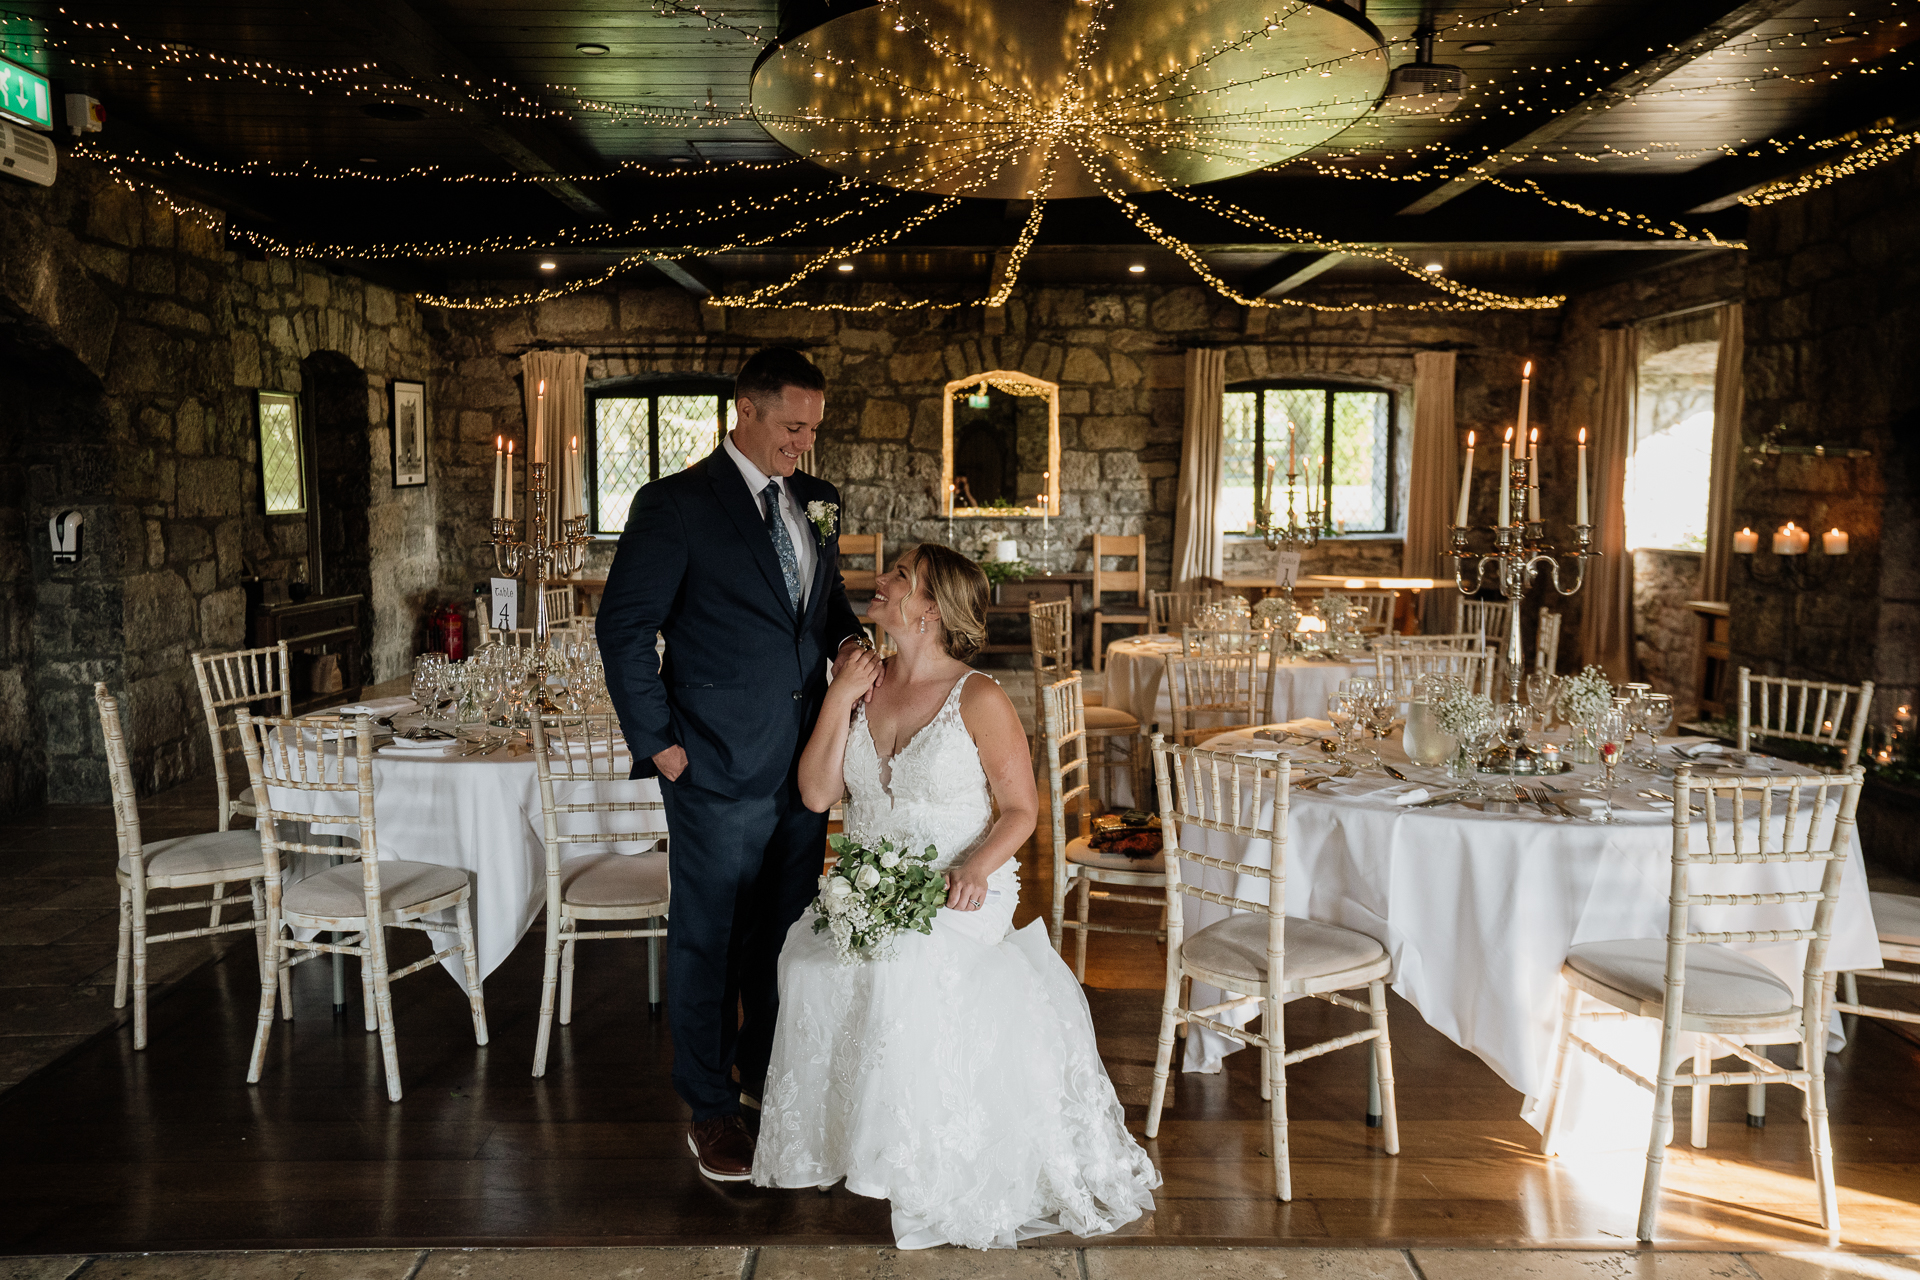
[1172,347,1227,588]
[1404,351,1458,632]
[1698,303,1744,603]
[1579,327,1636,680]
[518,351,589,544]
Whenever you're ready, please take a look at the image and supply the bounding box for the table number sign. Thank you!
[490,578,518,630]
[1273,552,1302,588]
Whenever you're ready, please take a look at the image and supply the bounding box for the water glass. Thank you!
[1596,709,1627,823]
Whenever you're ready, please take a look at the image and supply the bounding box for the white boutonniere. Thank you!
[806,500,838,543]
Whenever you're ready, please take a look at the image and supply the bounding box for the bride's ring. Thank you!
[967,899,980,908]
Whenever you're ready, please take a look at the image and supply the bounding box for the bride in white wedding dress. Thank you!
[751,543,1160,1249]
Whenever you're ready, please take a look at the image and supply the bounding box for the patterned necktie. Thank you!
[762,480,802,610]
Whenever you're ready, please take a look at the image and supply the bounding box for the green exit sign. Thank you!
[0,56,52,132]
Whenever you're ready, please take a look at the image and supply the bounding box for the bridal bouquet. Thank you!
[812,834,948,963]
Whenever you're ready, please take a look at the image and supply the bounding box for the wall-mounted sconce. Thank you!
[1736,519,1848,584]
[48,510,82,565]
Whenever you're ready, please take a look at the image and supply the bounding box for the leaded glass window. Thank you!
[589,382,731,533]
[257,391,306,515]
[1219,383,1394,535]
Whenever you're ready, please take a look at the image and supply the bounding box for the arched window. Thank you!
[1221,381,1395,535]
[587,374,733,533]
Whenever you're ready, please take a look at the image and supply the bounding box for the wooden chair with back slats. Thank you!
[96,682,275,1051]
[1736,668,1874,768]
[1165,652,1259,747]
[1146,738,1400,1201]
[191,643,293,933]
[1834,891,1920,1033]
[1030,599,1141,808]
[530,710,670,1077]
[236,710,489,1102]
[1091,533,1150,673]
[1149,589,1215,636]
[1535,609,1564,675]
[1040,673,1167,981]
[838,529,885,639]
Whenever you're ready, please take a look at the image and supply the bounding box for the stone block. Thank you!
[366,284,398,326]
[198,585,247,647]
[1092,1250,1413,1280]
[1102,451,1143,481]
[1413,1253,1750,1280]
[178,459,245,518]
[839,327,895,353]
[889,350,948,385]
[88,1252,423,1280]
[84,181,142,247]
[861,400,910,439]
[1742,1255,1920,1280]
[1081,415,1150,451]
[215,519,243,582]
[760,1248,1074,1280]
[1059,388,1090,414]
[129,251,175,295]
[1150,286,1212,331]
[186,558,216,596]
[170,524,213,565]
[536,292,615,336]
[1110,350,1143,387]
[1059,450,1099,490]
[1062,346,1110,384]
[123,571,195,651]
[80,242,129,286]
[175,399,206,454]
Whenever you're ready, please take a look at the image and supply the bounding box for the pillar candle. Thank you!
[1287,419,1296,475]
[534,379,546,465]
[505,441,515,521]
[493,435,504,519]
[1499,429,1512,526]
[1516,361,1532,459]
[1576,428,1589,526]
[1822,527,1848,555]
[569,435,582,520]
[1042,471,1050,532]
[1527,427,1540,522]
[1732,527,1758,554]
[1456,431,1475,526]
[1773,522,1806,555]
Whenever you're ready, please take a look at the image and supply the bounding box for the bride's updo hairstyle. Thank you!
[902,544,990,662]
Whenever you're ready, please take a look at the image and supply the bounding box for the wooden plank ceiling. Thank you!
[0,0,1912,299]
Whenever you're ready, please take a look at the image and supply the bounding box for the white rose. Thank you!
[878,848,900,869]
[827,877,854,899]
[854,864,882,891]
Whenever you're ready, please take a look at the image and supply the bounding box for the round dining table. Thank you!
[1102,635,1375,733]
[261,696,665,984]
[1172,720,1882,1148]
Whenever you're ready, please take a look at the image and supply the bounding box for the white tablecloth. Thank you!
[262,704,663,984]
[1178,723,1881,1146]
[1103,636,1372,734]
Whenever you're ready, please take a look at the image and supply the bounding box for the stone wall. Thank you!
[1632,548,1704,719]
[0,159,442,804]
[1734,148,1920,718]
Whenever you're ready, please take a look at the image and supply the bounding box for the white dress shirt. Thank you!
[724,431,816,610]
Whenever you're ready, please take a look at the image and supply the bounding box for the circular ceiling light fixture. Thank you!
[1423,262,1444,273]
[750,0,1390,200]
[1460,41,1494,53]
[1824,31,1865,43]
[540,261,558,271]
[1128,264,1147,273]
[576,42,611,55]
[837,261,855,272]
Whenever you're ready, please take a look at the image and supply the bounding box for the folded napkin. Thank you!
[1388,787,1431,806]
[378,743,452,757]
[386,735,455,750]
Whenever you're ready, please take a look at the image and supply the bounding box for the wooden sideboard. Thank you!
[251,594,365,714]
[983,572,1091,663]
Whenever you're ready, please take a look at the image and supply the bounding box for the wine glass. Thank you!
[1327,691,1358,759]
[1635,693,1674,768]
[1494,701,1531,798]
[1525,671,1561,733]
[1363,687,1400,773]
[1596,709,1627,823]
[1458,715,1496,798]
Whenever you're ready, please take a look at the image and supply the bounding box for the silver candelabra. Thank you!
[1450,454,1596,707]
[1253,466,1322,597]
[491,461,592,711]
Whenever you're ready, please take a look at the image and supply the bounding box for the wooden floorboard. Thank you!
[2,794,1918,1253]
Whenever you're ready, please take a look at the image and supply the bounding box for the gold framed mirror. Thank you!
[941,370,1060,519]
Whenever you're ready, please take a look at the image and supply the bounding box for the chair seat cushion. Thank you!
[1084,706,1140,733]
[1566,939,1794,1018]
[229,785,257,817]
[1868,891,1920,948]
[1180,912,1385,986]
[560,850,670,909]
[122,830,267,882]
[284,860,470,920]
[1065,834,1164,875]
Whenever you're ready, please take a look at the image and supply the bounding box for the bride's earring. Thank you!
[919,613,928,634]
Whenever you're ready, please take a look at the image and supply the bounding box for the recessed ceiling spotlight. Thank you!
[814,69,826,78]
[1128,264,1147,274]
[358,156,378,164]
[1461,41,1494,52]
[894,20,908,31]
[837,261,855,272]
[669,156,693,165]
[540,261,557,271]
[1423,261,1444,273]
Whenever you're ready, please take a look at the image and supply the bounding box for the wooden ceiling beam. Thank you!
[1243,251,1346,297]
[305,0,610,218]
[646,258,717,298]
[1396,0,1810,216]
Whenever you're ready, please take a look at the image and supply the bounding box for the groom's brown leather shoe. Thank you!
[687,1115,755,1182]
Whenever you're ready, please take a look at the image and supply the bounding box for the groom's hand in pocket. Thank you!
[652,745,688,781]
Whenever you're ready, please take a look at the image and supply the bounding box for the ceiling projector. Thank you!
[1383,29,1465,114]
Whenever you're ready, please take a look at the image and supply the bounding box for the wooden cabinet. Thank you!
[1686,599,1731,721]
[983,573,1090,662]
[251,594,365,714]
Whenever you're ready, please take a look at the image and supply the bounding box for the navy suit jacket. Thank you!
[597,446,867,800]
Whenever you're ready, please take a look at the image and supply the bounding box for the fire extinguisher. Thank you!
[429,604,465,661]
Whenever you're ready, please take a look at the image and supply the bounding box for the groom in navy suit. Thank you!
[598,347,868,1182]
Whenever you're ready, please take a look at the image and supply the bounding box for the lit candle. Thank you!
[1287,419,1296,475]
[570,434,583,520]
[1773,522,1806,555]
[1576,428,1588,526]
[947,482,955,542]
[1456,430,1475,526]
[534,379,546,465]
[1822,527,1848,555]
[1265,459,1276,515]
[1311,454,1321,516]
[1516,361,1532,459]
[1528,427,1540,522]
[1732,527,1759,554]
[505,440,515,522]
[493,435,504,520]
[1499,428,1512,526]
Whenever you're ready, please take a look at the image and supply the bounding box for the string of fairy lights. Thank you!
[4,0,1914,312]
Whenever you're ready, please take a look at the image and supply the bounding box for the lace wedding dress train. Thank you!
[752,672,1161,1249]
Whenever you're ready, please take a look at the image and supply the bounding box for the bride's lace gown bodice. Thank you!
[752,671,1160,1250]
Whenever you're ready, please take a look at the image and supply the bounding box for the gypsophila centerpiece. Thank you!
[1559,665,1614,725]
[1431,678,1495,739]
[812,834,949,963]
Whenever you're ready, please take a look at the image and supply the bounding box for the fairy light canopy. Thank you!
[750,0,1392,200]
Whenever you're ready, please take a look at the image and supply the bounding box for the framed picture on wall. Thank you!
[391,380,428,488]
